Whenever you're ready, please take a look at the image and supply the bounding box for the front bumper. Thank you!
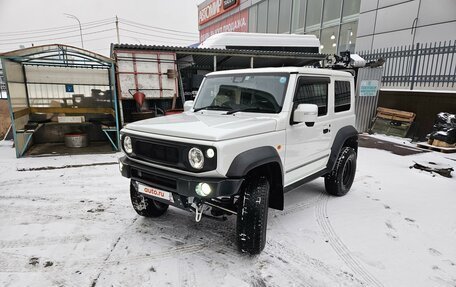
[119,156,243,199]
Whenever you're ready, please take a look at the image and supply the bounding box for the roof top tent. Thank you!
[111,41,325,125]
[199,32,321,53]
[0,44,120,158]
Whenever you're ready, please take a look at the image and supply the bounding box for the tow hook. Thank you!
[195,202,204,222]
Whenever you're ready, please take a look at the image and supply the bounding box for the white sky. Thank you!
[0,0,206,56]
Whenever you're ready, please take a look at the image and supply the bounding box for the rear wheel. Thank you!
[236,174,270,255]
[325,147,357,196]
[130,181,169,217]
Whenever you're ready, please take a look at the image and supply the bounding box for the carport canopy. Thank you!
[0,44,120,157]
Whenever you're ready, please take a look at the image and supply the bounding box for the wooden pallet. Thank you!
[371,118,412,138]
[370,107,416,138]
[377,107,416,123]
[417,142,456,153]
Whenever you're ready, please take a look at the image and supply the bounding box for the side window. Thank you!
[293,76,329,116]
[334,81,351,112]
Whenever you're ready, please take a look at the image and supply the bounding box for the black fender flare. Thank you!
[227,146,284,210]
[326,125,358,171]
[226,146,282,177]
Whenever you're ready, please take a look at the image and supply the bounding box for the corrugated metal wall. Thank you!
[355,67,383,132]
[116,51,178,99]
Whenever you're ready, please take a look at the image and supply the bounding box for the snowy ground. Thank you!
[0,138,455,287]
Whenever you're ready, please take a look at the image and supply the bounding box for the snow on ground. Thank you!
[0,138,455,287]
[368,133,414,146]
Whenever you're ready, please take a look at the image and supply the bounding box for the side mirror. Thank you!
[294,104,318,125]
[183,100,194,112]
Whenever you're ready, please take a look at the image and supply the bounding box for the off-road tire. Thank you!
[130,181,169,217]
[325,147,357,196]
[236,175,270,255]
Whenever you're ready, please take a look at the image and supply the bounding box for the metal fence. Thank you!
[359,40,456,90]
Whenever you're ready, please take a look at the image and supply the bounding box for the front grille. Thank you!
[123,134,217,173]
[134,140,179,165]
[132,168,177,191]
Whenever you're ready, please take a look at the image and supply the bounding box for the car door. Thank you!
[284,75,333,186]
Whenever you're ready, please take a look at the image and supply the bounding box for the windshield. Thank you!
[193,73,289,113]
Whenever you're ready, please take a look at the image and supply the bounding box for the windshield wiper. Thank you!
[225,108,271,115]
[193,105,232,112]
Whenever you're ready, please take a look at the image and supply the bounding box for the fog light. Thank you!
[195,183,212,197]
[206,148,215,158]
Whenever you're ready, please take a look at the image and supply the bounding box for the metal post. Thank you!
[64,13,84,49]
[1,59,19,157]
[116,16,120,44]
[250,57,254,68]
[20,133,33,157]
[410,42,420,90]
[110,63,121,150]
[213,56,217,71]
[22,65,30,108]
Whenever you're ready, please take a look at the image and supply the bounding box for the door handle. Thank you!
[323,128,330,134]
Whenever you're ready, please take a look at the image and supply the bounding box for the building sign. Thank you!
[198,0,240,25]
[359,80,379,97]
[200,9,249,42]
[223,0,237,9]
[65,84,74,93]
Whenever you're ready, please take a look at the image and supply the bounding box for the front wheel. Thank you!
[324,147,357,196]
[236,174,270,255]
[130,181,169,217]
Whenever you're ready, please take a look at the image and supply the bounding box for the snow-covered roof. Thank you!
[0,44,114,65]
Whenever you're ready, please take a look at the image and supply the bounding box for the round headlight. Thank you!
[206,148,215,158]
[188,147,204,169]
[123,136,133,154]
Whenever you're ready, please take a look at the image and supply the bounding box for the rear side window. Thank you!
[335,81,351,112]
[293,76,329,116]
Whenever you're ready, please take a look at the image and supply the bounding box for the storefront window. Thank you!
[291,0,306,33]
[338,21,357,53]
[267,0,279,33]
[322,0,342,27]
[249,5,258,32]
[305,0,322,32]
[278,0,293,33]
[320,26,339,55]
[257,0,268,33]
[342,0,360,22]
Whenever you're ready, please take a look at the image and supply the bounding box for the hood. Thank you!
[124,112,278,141]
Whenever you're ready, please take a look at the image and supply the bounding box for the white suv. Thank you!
[119,67,358,254]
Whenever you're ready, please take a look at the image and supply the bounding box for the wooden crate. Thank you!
[371,118,412,138]
[370,107,416,138]
[376,107,416,123]
[432,139,456,148]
